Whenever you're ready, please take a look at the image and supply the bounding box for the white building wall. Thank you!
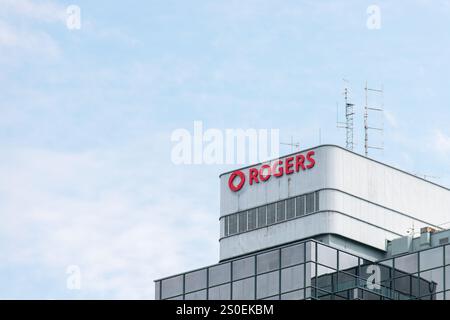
[219,145,450,260]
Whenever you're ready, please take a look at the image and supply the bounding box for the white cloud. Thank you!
[0,144,218,299]
[0,20,60,57]
[384,110,398,128]
[0,0,66,23]
[433,130,450,155]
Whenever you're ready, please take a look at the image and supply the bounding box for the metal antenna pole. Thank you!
[337,79,355,151]
[364,82,369,157]
[364,81,384,157]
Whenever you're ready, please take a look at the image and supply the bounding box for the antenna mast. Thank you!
[364,81,384,157]
[337,80,355,151]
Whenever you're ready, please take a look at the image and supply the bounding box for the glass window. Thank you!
[257,206,266,228]
[167,295,183,300]
[208,284,231,300]
[296,195,305,217]
[185,290,206,300]
[305,241,316,262]
[185,269,207,293]
[305,193,315,214]
[281,265,304,293]
[395,253,418,275]
[281,243,305,267]
[315,191,320,211]
[337,271,357,291]
[420,268,444,295]
[445,245,450,265]
[220,218,225,238]
[224,216,229,237]
[257,271,279,299]
[305,262,316,288]
[238,211,247,233]
[286,198,295,220]
[155,281,161,300]
[281,289,304,300]
[394,274,419,298]
[232,256,255,280]
[232,278,255,300]
[339,251,359,271]
[446,266,450,292]
[161,275,183,299]
[257,250,279,274]
[420,247,444,271]
[276,201,286,222]
[317,244,337,269]
[209,263,231,287]
[248,209,256,230]
[228,214,237,235]
[267,204,276,225]
[315,265,335,292]
[380,258,393,268]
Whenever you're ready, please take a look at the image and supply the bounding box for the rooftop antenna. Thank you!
[364,81,384,157]
[280,136,300,153]
[337,79,355,151]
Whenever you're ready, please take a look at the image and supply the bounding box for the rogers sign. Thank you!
[228,151,316,192]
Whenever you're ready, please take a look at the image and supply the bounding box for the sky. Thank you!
[1,0,450,299]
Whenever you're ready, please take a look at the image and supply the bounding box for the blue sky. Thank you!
[1,0,450,299]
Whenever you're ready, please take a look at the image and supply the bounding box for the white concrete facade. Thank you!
[219,145,450,261]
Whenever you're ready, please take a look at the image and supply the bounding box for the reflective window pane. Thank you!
[317,244,337,269]
[155,281,161,300]
[248,209,257,230]
[209,263,231,287]
[228,214,237,235]
[238,211,247,233]
[281,243,305,267]
[420,267,444,295]
[257,250,279,274]
[161,275,183,299]
[257,271,279,299]
[306,193,314,214]
[339,251,359,271]
[286,198,295,219]
[305,262,316,288]
[420,247,443,271]
[446,266,450,292]
[232,256,255,280]
[208,284,230,300]
[232,278,255,300]
[185,290,206,300]
[395,253,418,275]
[224,216,228,237]
[257,206,267,228]
[394,274,419,299]
[185,269,207,293]
[281,265,304,293]
[281,290,304,300]
[276,201,286,222]
[445,245,450,265]
[315,191,320,211]
[267,204,276,224]
[305,241,316,262]
[220,218,225,238]
[296,196,305,217]
[315,265,335,292]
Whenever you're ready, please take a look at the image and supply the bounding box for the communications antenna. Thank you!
[337,80,355,151]
[364,81,384,157]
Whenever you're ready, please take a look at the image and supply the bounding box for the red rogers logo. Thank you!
[228,150,316,192]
